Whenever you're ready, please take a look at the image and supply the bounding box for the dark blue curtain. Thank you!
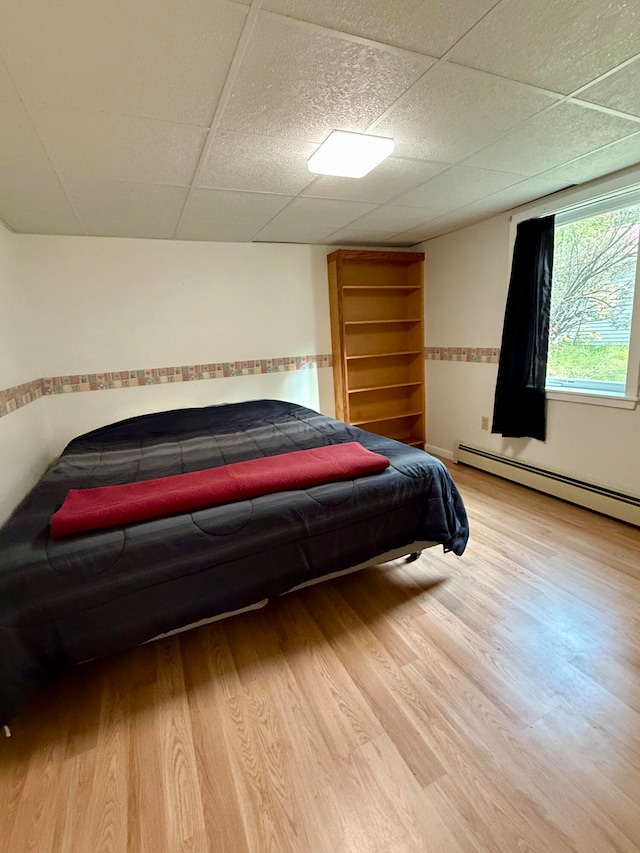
[492,215,554,441]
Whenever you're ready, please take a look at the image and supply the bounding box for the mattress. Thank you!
[0,399,469,723]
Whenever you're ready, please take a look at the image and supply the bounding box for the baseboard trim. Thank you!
[455,443,640,527]
[425,444,454,461]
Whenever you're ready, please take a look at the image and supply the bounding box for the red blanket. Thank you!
[50,442,390,538]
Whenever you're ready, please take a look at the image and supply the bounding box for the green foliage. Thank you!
[550,205,639,344]
[547,342,629,383]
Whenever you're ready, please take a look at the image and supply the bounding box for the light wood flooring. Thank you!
[2,462,640,852]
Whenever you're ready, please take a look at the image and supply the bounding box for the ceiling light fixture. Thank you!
[307,130,394,178]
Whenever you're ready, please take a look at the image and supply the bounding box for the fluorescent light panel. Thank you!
[308,130,394,178]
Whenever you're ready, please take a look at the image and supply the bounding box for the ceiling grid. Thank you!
[0,0,639,243]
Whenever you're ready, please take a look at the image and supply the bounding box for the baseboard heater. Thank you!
[455,443,640,527]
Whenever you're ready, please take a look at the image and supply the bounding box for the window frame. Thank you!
[509,171,640,410]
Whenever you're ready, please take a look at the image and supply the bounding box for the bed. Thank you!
[0,399,469,725]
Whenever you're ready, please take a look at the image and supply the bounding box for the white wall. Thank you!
[19,237,332,373]
[0,222,52,524]
[15,236,335,455]
[0,224,37,389]
[44,368,335,457]
[421,214,640,497]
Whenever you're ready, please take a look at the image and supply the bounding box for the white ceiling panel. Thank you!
[261,0,498,58]
[303,157,449,204]
[254,223,337,244]
[0,101,80,233]
[176,189,294,242]
[464,103,640,176]
[467,177,571,212]
[198,131,317,195]
[0,182,80,235]
[449,0,640,95]
[69,182,189,238]
[254,197,376,233]
[391,222,459,246]
[378,138,454,163]
[393,177,572,243]
[220,13,435,141]
[33,107,207,187]
[373,62,560,163]
[395,211,484,243]
[450,177,570,220]
[577,61,640,119]
[1,0,640,243]
[0,0,248,126]
[379,238,423,247]
[539,133,640,183]
[323,227,402,245]
[394,165,528,210]
[346,204,432,232]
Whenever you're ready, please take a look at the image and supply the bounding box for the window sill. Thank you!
[546,389,638,409]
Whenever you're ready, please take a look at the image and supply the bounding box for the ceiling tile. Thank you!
[391,222,457,245]
[0,101,80,233]
[303,157,449,203]
[377,138,453,163]
[0,183,80,235]
[395,214,480,243]
[378,238,420,247]
[449,0,640,94]
[0,0,247,125]
[393,177,571,243]
[254,197,375,232]
[324,227,401,245]
[373,62,560,163]
[176,189,294,241]
[394,165,527,211]
[577,60,640,118]
[464,102,640,176]
[68,182,189,238]
[0,60,18,102]
[254,223,337,243]
[345,204,431,232]
[2,1,640,243]
[197,131,317,194]
[220,13,434,141]
[538,132,640,183]
[33,107,207,187]
[467,177,571,211]
[253,197,377,242]
[261,0,497,58]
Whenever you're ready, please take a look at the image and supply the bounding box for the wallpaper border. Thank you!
[425,346,499,363]
[0,354,333,420]
[44,354,333,395]
[0,378,45,419]
[1,349,499,421]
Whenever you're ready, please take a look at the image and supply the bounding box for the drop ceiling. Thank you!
[1,0,640,245]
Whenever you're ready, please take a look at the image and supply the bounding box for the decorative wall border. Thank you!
[0,378,45,419]
[1,349,500,421]
[44,354,333,395]
[0,354,333,420]
[425,347,500,363]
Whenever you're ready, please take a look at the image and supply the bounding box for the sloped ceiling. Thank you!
[1,0,640,245]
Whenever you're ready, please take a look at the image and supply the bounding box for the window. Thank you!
[546,189,640,403]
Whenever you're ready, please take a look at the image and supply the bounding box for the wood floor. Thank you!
[2,462,640,852]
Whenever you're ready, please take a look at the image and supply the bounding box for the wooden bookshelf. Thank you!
[327,249,426,448]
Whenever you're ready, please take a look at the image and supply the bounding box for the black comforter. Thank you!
[0,400,468,723]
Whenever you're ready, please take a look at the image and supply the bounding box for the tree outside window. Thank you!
[547,202,640,393]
